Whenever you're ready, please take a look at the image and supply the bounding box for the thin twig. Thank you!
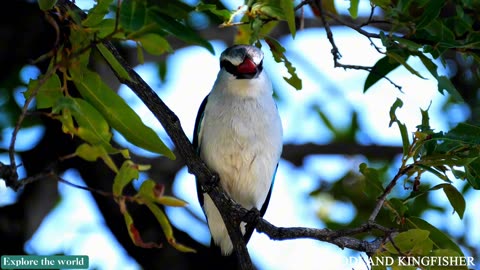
[313,5,402,90]
[9,67,57,172]
[368,165,414,222]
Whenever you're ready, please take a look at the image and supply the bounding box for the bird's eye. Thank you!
[220,59,239,75]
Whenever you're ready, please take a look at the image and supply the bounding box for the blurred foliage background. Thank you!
[1,0,480,269]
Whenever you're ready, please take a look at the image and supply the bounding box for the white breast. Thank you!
[198,70,283,255]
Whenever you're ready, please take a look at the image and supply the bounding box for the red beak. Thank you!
[237,58,257,74]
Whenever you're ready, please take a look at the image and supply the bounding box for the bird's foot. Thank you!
[203,172,221,193]
[244,207,261,230]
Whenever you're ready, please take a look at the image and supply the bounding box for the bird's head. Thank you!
[220,45,264,79]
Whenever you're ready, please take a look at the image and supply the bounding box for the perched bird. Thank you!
[193,44,283,256]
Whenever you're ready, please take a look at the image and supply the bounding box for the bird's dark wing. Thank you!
[193,95,209,208]
[243,162,279,244]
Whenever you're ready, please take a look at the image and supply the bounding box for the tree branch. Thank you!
[41,1,403,269]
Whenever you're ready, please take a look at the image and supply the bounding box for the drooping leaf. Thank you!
[416,53,464,102]
[123,206,162,248]
[144,200,196,252]
[265,36,302,90]
[70,68,175,159]
[388,98,410,155]
[348,0,359,19]
[279,0,296,38]
[442,184,466,219]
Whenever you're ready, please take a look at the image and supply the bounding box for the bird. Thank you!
[193,44,283,257]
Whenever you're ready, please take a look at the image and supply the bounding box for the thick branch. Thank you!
[54,1,398,269]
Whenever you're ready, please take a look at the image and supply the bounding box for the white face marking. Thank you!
[220,45,264,66]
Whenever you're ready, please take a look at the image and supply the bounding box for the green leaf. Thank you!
[388,97,402,125]
[417,53,439,78]
[120,0,147,32]
[70,68,175,159]
[113,160,139,196]
[279,0,296,38]
[406,216,464,255]
[348,0,359,19]
[24,74,63,109]
[82,0,114,27]
[139,180,188,207]
[416,54,463,102]
[146,1,192,19]
[417,107,432,132]
[442,184,466,219]
[314,106,337,135]
[321,0,337,15]
[465,158,480,189]
[359,163,385,198]
[89,19,126,39]
[265,36,302,90]
[387,52,426,79]
[415,1,446,29]
[415,164,450,182]
[195,2,231,21]
[53,97,112,146]
[147,9,214,54]
[389,98,410,155]
[137,33,173,55]
[384,229,430,254]
[443,122,480,145]
[96,43,132,81]
[37,0,57,11]
[144,200,196,252]
[257,3,284,20]
[437,76,464,102]
[393,36,423,51]
[122,206,162,248]
[76,143,122,172]
[387,198,408,219]
[422,20,456,44]
[364,56,401,92]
